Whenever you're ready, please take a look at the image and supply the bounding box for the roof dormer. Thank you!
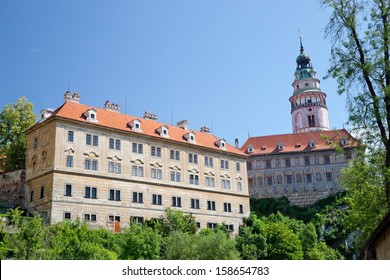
[309,140,317,148]
[156,125,169,138]
[215,139,227,150]
[184,132,196,144]
[128,119,142,132]
[83,108,98,123]
[247,144,254,154]
[340,138,349,146]
[277,142,285,151]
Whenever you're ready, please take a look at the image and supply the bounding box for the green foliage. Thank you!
[0,97,37,171]
[153,208,197,236]
[339,154,388,250]
[162,229,240,260]
[2,208,45,260]
[322,0,390,207]
[120,224,161,260]
[44,220,117,260]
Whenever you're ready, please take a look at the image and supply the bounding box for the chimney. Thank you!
[235,138,239,148]
[177,120,188,130]
[200,125,211,133]
[104,100,121,112]
[64,91,80,104]
[143,111,158,120]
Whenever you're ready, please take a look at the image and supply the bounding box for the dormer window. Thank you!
[156,125,169,138]
[261,146,267,150]
[295,143,302,148]
[247,144,254,154]
[184,132,196,144]
[128,119,142,132]
[84,108,98,123]
[277,143,284,151]
[309,140,316,148]
[341,138,349,146]
[215,139,227,150]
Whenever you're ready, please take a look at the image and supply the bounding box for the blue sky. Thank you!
[0,0,348,146]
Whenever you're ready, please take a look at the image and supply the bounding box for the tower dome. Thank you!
[289,37,330,133]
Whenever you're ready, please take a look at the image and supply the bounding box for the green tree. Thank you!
[44,220,117,260]
[322,0,390,207]
[2,208,45,260]
[154,208,197,236]
[339,155,388,249]
[119,224,161,260]
[0,97,37,171]
[236,215,267,260]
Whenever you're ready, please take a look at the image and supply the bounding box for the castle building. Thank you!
[240,40,358,206]
[24,93,249,233]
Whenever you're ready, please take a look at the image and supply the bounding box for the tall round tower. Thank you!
[290,38,330,133]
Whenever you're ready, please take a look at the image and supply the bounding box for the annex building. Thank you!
[24,93,249,233]
[240,40,359,206]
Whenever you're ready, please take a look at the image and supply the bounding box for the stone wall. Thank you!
[0,169,26,209]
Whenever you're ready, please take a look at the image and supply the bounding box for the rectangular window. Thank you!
[85,159,91,170]
[207,200,216,211]
[66,155,73,167]
[222,179,231,189]
[86,134,91,145]
[306,174,313,183]
[170,150,180,160]
[265,160,272,169]
[189,174,199,185]
[85,186,97,199]
[40,186,44,199]
[151,146,162,157]
[237,181,243,191]
[30,190,34,202]
[84,214,97,222]
[65,184,72,196]
[285,158,291,167]
[151,168,162,180]
[326,172,333,182]
[131,165,144,177]
[247,162,252,170]
[132,192,144,203]
[207,222,217,229]
[109,189,121,201]
[191,198,200,209]
[109,162,121,174]
[236,162,241,172]
[109,138,115,149]
[172,196,182,207]
[221,159,229,170]
[225,224,234,232]
[304,157,311,166]
[115,139,121,150]
[205,156,214,167]
[68,131,74,142]
[239,204,244,214]
[92,159,98,170]
[132,143,143,154]
[93,135,98,146]
[64,212,71,220]
[131,216,144,224]
[286,175,293,184]
[189,153,198,164]
[152,194,162,205]
[33,137,38,149]
[205,176,215,187]
[109,162,114,173]
[267,177,273,186]
[223,202,232,212]
[324,155,331,164]
[170,171,181,182]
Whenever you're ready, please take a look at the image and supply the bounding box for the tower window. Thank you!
[308,115,315,127]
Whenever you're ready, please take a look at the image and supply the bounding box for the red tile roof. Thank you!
[240,129,358,155]
[43,101,247,157]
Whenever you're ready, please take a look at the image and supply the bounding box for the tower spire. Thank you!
[300,35,304,53]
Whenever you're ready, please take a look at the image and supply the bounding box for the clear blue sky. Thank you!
[0,0,348,146]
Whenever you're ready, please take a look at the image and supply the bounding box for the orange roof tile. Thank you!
[46,101,247,157]
[240,129,358,156]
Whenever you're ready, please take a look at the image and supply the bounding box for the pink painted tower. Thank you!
[290,38,330,133]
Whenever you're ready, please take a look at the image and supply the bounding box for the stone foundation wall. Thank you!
[0,169,26,208]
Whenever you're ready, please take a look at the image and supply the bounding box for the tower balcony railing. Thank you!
[291,102,327,111]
